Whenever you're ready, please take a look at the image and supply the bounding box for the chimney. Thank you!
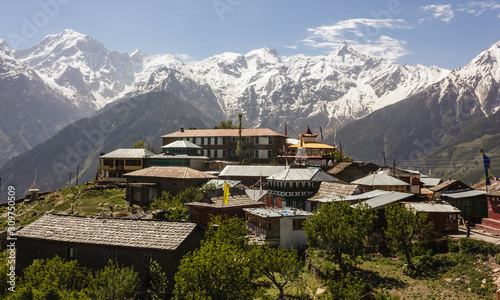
[180,127,185,132]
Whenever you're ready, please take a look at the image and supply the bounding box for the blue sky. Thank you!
[0,0,499,70]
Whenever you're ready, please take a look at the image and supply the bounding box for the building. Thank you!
[186,187,264,224]
[429,179,470,194]
[97,149,155,184]
[161,128,287,164]
[15,214,204,285]
[381,167,422,194]
[146,140,209,170]
[406,203,460,233]
[124,166,217,206]
[351,173,410,193]
[476,190,500,235]
[244,207,312,249]
[327,161,381,183]
[440,190,487,223]
[266,167,340,209]
[218,165,287,187]
[306,182,362,211]
[286,125,336,166]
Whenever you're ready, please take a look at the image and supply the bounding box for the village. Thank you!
[4,123,500,299]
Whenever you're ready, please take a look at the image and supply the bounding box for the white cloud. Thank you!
[421,4,455,23]
[457,1,500,16]
[284,45,298,50]
[302,18,411,60]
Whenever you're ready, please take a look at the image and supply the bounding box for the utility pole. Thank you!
[76,164,79,186]
[393,152,396,177]
[382,151,387,166]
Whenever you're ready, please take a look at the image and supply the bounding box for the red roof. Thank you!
[162,128,285,138]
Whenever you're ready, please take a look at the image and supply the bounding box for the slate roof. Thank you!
[351,173,409,186]
[124,166,216,179]
[441,190,486,199]
[219,165,287,177]
[429,180,470,192]
[99,148,155,158]
[472,178,500,192]
[162,128,285,138]
[186,191,262,209]
[15,214,197,251]
[267,168,340,182]
[419,177,443,187]
[309,182,361,201]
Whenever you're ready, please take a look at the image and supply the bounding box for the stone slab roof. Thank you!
[99,148,155,158]
[15,214,198,251]
[309,182,361,201]
[162,128,285,138]
[124,166,217,179]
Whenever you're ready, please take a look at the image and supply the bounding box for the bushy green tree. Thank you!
[254,244,302,299]
[214,120,237,129]
[87,260,139,299]
[384,203,432,270]
[304,201,376,272]
[150,186,204,221]
[149,260,168,300]
[173,217,259,299]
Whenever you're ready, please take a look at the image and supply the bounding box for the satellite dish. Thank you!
[435,192,442,199]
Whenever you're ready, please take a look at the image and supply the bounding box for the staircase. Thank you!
[475,218,500,236]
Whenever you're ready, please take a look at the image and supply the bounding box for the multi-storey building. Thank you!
[161,128,287,164]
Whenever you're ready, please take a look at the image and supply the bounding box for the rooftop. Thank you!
[162,128,285,138]
[351,173,409,186]
[243,207,312,218]
[219,165,287,177]
[15,214,198,251]
[406,202,460,213]
[124,166,217,179]
[267,167,340,182]
[99,148,155,158]
[309,182,361,201]
[161,140,202,149]
[353,191,415,210]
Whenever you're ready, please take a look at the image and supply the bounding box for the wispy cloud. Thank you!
[284,45,298,50]
[174,53,193,61]
[421,4,455,23]
[457,1,500,16]
[302,18,411,60]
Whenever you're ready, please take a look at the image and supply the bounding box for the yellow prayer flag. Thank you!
[223,182,230,204]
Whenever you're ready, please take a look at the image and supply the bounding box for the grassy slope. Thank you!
[0,184,130,231]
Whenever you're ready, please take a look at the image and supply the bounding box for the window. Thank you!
[103,159,114,167]
[67,245,77,259]
[222,137,226,144]
[232,137,237,142]
[207,150,211,157]
[269,136,273,144]
[200,150,204,156]
[255,137,259,144]
[293,219,305,230]
[255,151,259,158]
[213,150,218,158]
[246,137,251,142]
[214,137,218,145]
[126,159,142,166]
[222,150,227,158]
[144,251,152,267]
[33,242,40,258]
[103,248,118,263]
[207,137,211,145]
[268,150,272,159]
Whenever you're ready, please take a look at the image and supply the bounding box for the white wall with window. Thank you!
[255,150,272,159]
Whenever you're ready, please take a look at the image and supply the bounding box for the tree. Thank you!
[254,244,302,299]
[134,140,146,149]
[149,260,168,300]
[214,120,237,129]
[150,186,204,221]
[173,217,259,299]
[304,201,376,272]
[384,203,432,270]
[87,260,139,299]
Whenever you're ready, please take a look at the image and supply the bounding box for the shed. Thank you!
[15,214,204,285]
[406,202,461,233]
[440,190,487,222]
[351,173,409,193]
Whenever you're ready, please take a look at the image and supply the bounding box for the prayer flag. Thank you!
[223,182,230,204]
[483,153,492,186]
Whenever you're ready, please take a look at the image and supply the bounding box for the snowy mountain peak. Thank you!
[334,41,358,57]
[0,38,14,57]
[245,48,281,65]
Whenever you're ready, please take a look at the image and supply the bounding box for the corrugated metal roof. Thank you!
[16,214,197,251]
[243,207,312,218]
[351,173,409,186]
[161,140,201,149]
[162,128,285,138]
[313,189,391,203]
[124,166,217,179]
[100,148,155,158]
[266,168,339,182]
[419,177,443,187]
[206,179,243,188]
[219,165,287,177]
[353,191,415,210]
[441,190,486,199]
[288,142,336,149]
[406,203,460,213]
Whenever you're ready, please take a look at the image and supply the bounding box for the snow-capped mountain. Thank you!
[189,43,449,128]
[0,38,91,165]
[16,30,450,130]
